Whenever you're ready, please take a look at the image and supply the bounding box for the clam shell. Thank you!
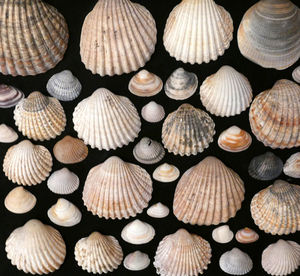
[153,163,180,183]
[283,152,300,178]
[235,228,259,244]
[292,66,300,83]
[0,85,24,108]
[173,156,245,226]
[147,203,170,218]
[0,124,18,143]
[124,251,150,271]
[212,225,234,244]
[141,101,165,123]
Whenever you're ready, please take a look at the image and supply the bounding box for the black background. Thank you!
[0,0,300,275]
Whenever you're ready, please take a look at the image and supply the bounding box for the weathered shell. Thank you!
[283,152,300,178]
[0,85,24,108]
[147,203,170,218]
[292,66,300,83]
[212,225,234,244]
[124,251,150,271]
[141,101,165,123]
[0,124,18,143]
[153,163,180,183]
[235,228,259,244]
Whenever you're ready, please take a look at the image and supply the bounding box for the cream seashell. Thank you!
[283,152,300,178]
[124,251,150,271]
[0,124,18,143]
[235,228,259,244]
[292,66,300,84]
[147,203,170,218]
[153,163,180,183]
[0,84,24,108]
[212,225,234,244]
[3,140,53,186]
[141,101,165,123]
[5,219,66,274]
[73,88,141,150]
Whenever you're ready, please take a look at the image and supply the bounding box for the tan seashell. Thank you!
[141,101,165,123]
[5,219,66,274]
[83,156,152,219]
[173,156,245,226]
[283,152,300,178]
[235,228,259,244]
[147,203,170,218]
[3,140,53,186]
[212,225,234,244]
[0,124,18,143]
[0,84,24,108]
[292,66,300,83]
[153,163,180,183]
[124,251,150,271]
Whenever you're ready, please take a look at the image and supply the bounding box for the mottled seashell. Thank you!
[73,88,141,150]
[14,91,66,141]
[5,219,66,274]
[173,156,245,226]
[0,85,24,108]
[124,251,150,271]
[80,0,157,76]
[0,124,18,143]
[200,66,253,117]
[292,66,300,83]
[141,101,165,123]
[162,104,215,156]
[249,80,300,149]
[154,229,211,276]
[83,156,152,219]
[147,203,170,218]
[152,163,180,183]
[235,228,259,244]
[3,140,53,186]
[283,152,300,178]
[251,180,300,235]
[4,187,36,214]
[212,225,234,244]
[75,232,123,274]
[47,70,82,101]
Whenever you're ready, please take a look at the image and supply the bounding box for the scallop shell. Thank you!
[5,219,66,274]
[141,101,165,123]
[163,0,233,64]
[283,152,300,178]
[173,156,245,226]
[164,68,198,100]
[153,228,211,276]
[0,124,18,143]
[235,228,259,244]
[200,66,253,116]
[162,103,215,156]
[147,203,170,218]
[124,251,150,271]
[0,85,24,108]
[80,0,157,76]
[83,156,152,219]
[212,225,234,244]
[4,187,36,214]
[3,140,53,186]
[249,79,300,149]
[75,232,123,274]
[292,66,300,83]
[153,163,180,183]
[250,179,300,235]
[14,91,66,141]
[73,88,141,150]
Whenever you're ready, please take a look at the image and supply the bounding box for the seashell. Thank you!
[164,68,198,100]
[0,124,18,143]
[141,101,165,123]
[162,104,215,156]
[153,163,180,183]
[133,137,165,164]
[47,168,80,195]
[283,152,300,178]
[75,231,123,274]
[73,88,141,150]
[46,70,82,101]
[83,156,152,219]
[250,179,300,235]
[163,0,233,64]
[80,0,157,76]
[235,228,259,244]
[248,152,283,181]
[121,219,155,245]
[212,225,234,244]
[249,79,300,149]
[237,0,300,70]
[124,251,150,271]
[14,91,66,141]
[147,203,170,218]
[218,126,252,152]
[154,228,211,276]
[262,240,300,276]
[47,198,82,227]
[219,248,253,275]
[4,187,36,214]
[292,66,300,83]
[0,85,24,108]
[5,219,66,274]
[3,140,52,186]
[173,156,245,226]
[200,66,253,116]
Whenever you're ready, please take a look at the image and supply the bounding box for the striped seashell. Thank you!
[153,163,180,183]
[147,203,170,218]
[0,85,24,108]
[212,225,234,244]
[141,101,165,123]
[0,124,18,143]
[124,251,150,271]
[292,66,300,83]
[283,152,300,178]
[235,228,259,244]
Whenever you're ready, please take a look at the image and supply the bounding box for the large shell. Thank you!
[5,219,66,274]
[153,229,211,276]
[0,85,24,108]
[141,101,165,123]
[147,203,170,218]
[153,163,180,183]
[0,124,18,143]
[212,225,234,244]
[3,140,53,186]
[235,228,259,244]
[173,156,245,226]
[80,0,157,76]
[162,103,215,156]
[283,152,300,178]
[292,66,300,83]
[124,251,150,271]
[250,180,300,235]
[73,88,141,150]
[249,79,300,149]
[83,156,152,219]
[14,91,66,141]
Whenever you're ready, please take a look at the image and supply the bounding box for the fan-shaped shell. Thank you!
[0,124,18,143]
[212,225,234,244]
[153,163,180,183]
[292,66,300,83]
[235,228,259,244]
[283,152,300,178]
[141,101,165,123]
[147,203,170,218]
[0,85,24,108]
[124,251,150,271]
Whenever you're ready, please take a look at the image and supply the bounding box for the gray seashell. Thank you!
[283,152,300,178]
[0,84,24,108]
[0,124,18,143]
[141,101,165,123]
[123,251,150,271]
[292,66,300,84]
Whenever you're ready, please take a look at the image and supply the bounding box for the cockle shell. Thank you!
[249,80,300,149]
[250,180,300,235]
[0,124,18,143]
[124,251,150,271]
[173,156,245,226]
[141,101,165,123]
[73,88,141,150]
[162,104,215,156]
[0,85,24,108]
[212,225,234,244]
[3,140,53,186]
[153,163,180,183]
[80,0,157,76]
[14,91,66,141]
[283,152,300,178]
[292,66,300,83]
[147,203,170,218]
[163,0,233,64]
[5,219,66,274]
[153,229,211,276]
[235,228,259,244]
[83,156,152,219]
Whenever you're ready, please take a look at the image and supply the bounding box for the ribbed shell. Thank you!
[173,156,245,226]
[153,163,180,183]
[141,101,165,123]
[0,84,24,108]
[212,225,234,244]
[235,228,259,244]
[283,152,300,178]
[292,66,300,83]
[0,124,18,143]
[80,0,157,76]
[124,251,150,271]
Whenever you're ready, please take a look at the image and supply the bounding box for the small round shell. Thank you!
[292,66,300,83]
[147,203,169,218]
[0,124,18,143]
[235,228,259,244]
[124,251,150,271]
[212,225,234,244]
[141,101,165,123]
[283,152,300,178]
[153,163,180,183]
[0,84,24,108]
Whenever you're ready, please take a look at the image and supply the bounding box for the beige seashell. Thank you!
[0,124,18,143]
[147,203,170,218]
[0,84,24,108]
[73,88,141,150]
[283,152,300,178]
[83,156,152,219]
[3,140,53,186]
[80,0,157,76]
[153,163,180,183]
[173,156,245,226]
[154,228,211,276]
[200,66,253,117]
[235,228,259,244]
[14,91,66,141]
[5,219,66,274]
[141,101,165,123]
[292,66,300,83]
[124,251,150,271]
[212,225,234,244]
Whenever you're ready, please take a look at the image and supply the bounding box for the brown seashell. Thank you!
[235,228,259,244]
[0,85,24,108]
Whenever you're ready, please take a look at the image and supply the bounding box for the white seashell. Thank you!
[124,251,150,271]
[147,203,170,218]
[153,163,180,183]
[0,124,18,143]
[283,152,300,178]
[141,101,165,123]
[212,225,234,244]
[292,66,300,83]
[235,228,259,244]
